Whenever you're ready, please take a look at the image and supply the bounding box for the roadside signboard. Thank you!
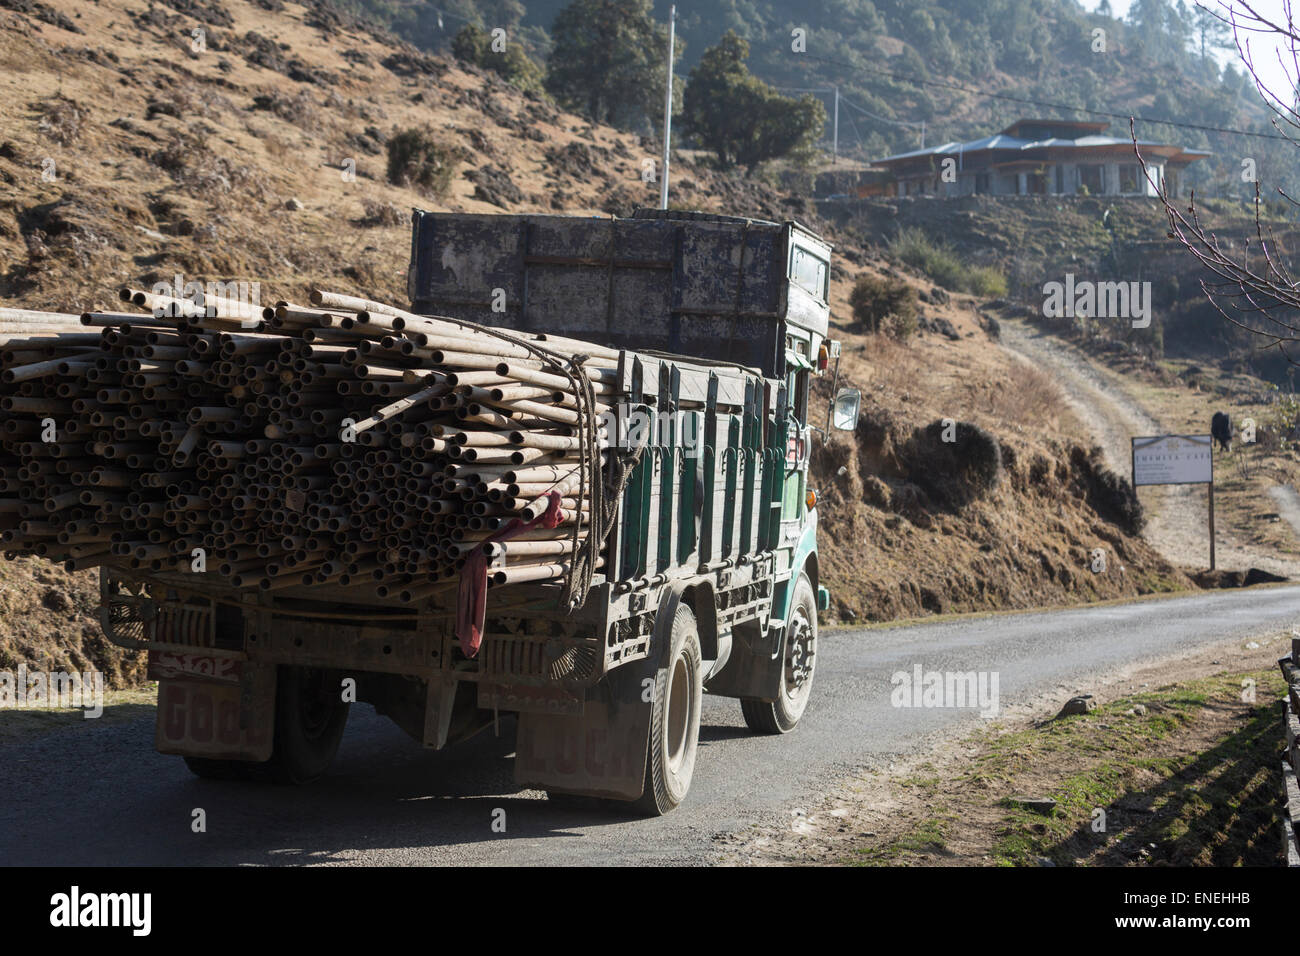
[1131,434,1213,486]
[1130,434,1216,569]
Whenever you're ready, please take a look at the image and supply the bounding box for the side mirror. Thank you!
[831,387,861,431]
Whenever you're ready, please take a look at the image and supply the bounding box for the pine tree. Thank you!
[545,0,679,132]
[681,31,826,171]
[1192,3,1231,61]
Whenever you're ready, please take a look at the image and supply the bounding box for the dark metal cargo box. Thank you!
[406,208,830,378]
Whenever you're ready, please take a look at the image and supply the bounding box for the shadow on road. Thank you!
[699,723,757,743]
[0,707,659,866]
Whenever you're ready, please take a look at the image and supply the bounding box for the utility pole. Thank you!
[920,119,926,149]
[832,86,839,166]
[659,4,676,211]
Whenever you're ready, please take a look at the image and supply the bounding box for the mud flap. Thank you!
[705,618,785,701]
[422,673,459,749]
[514,659,655,800]
[514,586,698,800]
[153,658,275,761]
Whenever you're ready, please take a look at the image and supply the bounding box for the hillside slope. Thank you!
[0,0,1197,682]
[348,0,1283,193]
[0,0,797,309]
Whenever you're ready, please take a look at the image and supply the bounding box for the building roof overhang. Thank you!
[870,119,1210,173]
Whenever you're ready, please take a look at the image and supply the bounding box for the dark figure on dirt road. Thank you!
[1211,411,1232,452]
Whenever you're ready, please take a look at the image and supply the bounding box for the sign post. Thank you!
[1131,434,1215,570]
[1208,475,1215,570]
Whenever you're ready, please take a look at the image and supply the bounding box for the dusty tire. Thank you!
[183,756,251,781]
[741,574,818,734]
[635,603,703,816]
[264,666,350,785]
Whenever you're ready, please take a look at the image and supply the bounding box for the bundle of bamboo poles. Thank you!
[0,288,624,605]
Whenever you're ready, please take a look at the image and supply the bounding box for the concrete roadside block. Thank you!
[1278,656,1300,865]
[1288,698,1300,774]
[1284,759,1300,867]
[1281,655,1300,734]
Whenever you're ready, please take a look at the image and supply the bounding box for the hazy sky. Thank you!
[1077,0,1298,108]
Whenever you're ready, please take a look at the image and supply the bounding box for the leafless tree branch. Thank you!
[1135,4,1300,362]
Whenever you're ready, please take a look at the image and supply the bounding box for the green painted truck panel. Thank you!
[407,208,834,653]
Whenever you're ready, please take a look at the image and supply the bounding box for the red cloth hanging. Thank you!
[454,491,564,658]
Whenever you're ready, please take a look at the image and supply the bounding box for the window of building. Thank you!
[1119,164,1140,193]
[1079,164,1104,194]
[974,173,990,194]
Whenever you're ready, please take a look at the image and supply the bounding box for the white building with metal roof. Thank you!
[867,119,1210,199]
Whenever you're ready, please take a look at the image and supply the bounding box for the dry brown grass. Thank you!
[980,362,1069,431]
[260,130,294,162]
[854,330,926,398]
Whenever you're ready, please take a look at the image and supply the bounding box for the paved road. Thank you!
[2,586,1298,866]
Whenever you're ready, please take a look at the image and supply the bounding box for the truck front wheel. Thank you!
[636,603,703,815]
[741,574,818,734]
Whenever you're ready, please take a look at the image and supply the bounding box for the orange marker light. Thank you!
[806,489,817,509]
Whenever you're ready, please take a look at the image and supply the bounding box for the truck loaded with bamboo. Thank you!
[0,209,859,813]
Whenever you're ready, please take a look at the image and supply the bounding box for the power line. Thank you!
[779,87,925,129]
[779,86,931,158]
[838,93,925,129]
[801,53,1294,143]
[843,111,868,155]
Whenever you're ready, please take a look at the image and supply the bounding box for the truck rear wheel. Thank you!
[264,666,350,785]
[635,603,703,815]
[741,574,817,734]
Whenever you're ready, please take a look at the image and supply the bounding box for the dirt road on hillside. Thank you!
[999,320,1300,578]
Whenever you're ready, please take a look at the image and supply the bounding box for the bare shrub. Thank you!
[36,96,87,146]
[849,273,918,340]
[386,128,457,198]
[150,133,257,204]
[901,420,1003,510]
[358,199,406,228]
[250,89,317,126]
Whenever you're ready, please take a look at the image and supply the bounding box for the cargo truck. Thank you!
[100,209,861,814]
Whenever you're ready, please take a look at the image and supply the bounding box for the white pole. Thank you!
[659,5,676,211]
[832,86,839,166]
